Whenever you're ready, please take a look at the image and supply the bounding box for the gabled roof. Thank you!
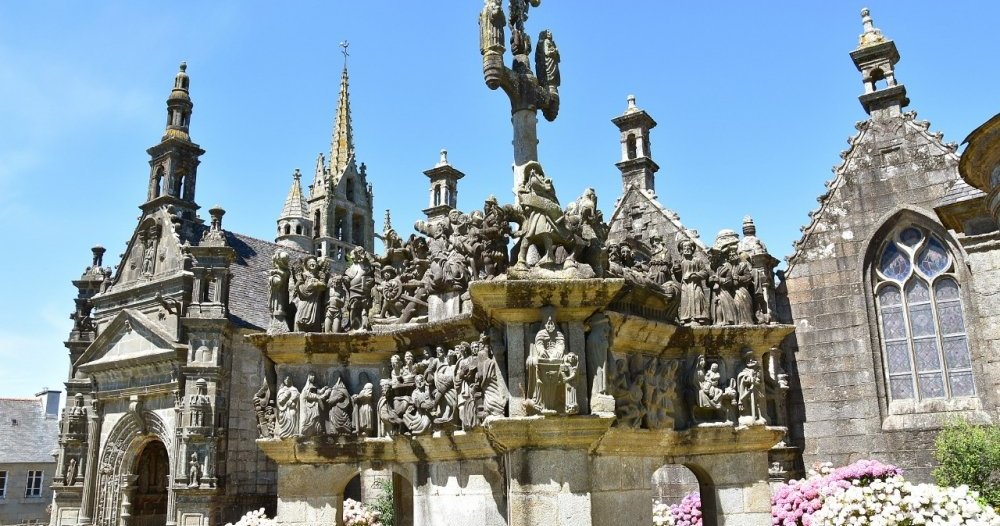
[609,185,707,251]
[786,110,960,274]
[226,231,307,331]
[0,398,59,464]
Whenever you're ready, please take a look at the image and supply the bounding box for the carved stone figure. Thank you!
[611,358,644,428]
[403,375,434,435]
[648,237,681,321]
[691,355,736,424]
[298,374,326,437]
[715,247,755,325]
[187,378,211,428]
[390,354,405,386]
[456,342,481,430]
[477,335,508,419]
[535,29,560,90]
[352,382,375,437]
[325,372,354,435]
[401,351,417,384]
[525,316,572,414]
[275,376,299,438]
[677,240,711,326]
[65,457,78,486]
[645,358,678,430]
[268,250,291,332]
[377,379,405,437]
[432,350,459,427]
[480,196,512,278]
[560,353,579,415]
[478,0,505,55]
[514,162,570,269]
[737,352,767,425]
[188,452,201,487]
[291,257,328,332]
[253,379,276,439]
[324,276,346,333]
[342,247,375,331]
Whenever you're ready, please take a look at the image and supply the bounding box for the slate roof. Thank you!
[0,398,59,464]
[225,231,306,331]
[936,178,986,207]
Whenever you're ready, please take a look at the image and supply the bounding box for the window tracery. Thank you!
[874,226,974,402]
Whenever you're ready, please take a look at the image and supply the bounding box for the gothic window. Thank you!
[874,226,974,402]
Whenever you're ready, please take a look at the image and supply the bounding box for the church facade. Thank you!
[46,7,999,526]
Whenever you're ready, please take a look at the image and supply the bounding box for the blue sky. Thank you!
[0,2,996,398]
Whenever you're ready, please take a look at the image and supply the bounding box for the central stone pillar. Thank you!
[507,449,592,526]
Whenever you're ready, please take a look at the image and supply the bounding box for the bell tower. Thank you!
[850,8,909,116]
[611,94,660,196]
[144,62,205,221]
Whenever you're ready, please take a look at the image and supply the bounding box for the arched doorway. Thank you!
[651,464,704,526]
[341,470,413,526]
[132,441,169,526]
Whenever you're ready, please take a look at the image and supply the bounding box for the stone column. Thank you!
[77,402,101,526]
[511,110,539,168]
[589,456,656,526]
[505,323,527,417]
[275,464,356,526]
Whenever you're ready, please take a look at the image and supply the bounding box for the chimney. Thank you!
[35,388,61,419]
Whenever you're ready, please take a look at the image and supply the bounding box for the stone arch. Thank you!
[324,463,415,526]
[93,410,172,526]
[859,207,983,417]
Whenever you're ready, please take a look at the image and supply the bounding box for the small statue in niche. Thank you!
[275,376,300,438]
[65,457,78,486]
[560,353,579,415]
[691,355,737,424]
[737,351,767,426]
[352,382,375,437]
[676,240,711,326]
[325,372,354,435]
[188,452,201,487]
[525,316,574,415]
[253,379,276,439]
[187,378,211,428]
[142,232,157,276]
[342,247,375,331]
[403,374,434,435]
[298,374,327,437]
[291,257,328,332]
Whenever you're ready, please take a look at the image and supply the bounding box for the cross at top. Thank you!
[339,41,349,67]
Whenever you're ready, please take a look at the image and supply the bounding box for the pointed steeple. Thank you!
[311,152,327,199]
[330,41,355,178]
[276,169,314,253]
[144,62,204,221]
[850,8,908,115]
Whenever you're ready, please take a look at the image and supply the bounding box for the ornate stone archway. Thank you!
[93,410,171,526]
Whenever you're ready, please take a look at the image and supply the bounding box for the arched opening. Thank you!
[352,215,364,246]
[153,167,165,198]
[132,441,169,526]
[295,225,302,235]
[652,464,712,526]
[346,178,356,201]
[871,68,888,91]
[626,133,638,160]
[341,470,413,526]
[433,185,441,207]
[314,211,322,238]
[283,224,291,236]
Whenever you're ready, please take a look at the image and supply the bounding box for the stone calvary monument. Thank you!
[247,2,792,525]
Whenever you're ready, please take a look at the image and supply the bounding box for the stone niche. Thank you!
[248,279,792,526]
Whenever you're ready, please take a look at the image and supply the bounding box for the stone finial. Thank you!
[742,215,756,236]
[91,245,106,267]
[436,149,449,167]
[626,94,637,112]
[858,8,886,48]
[209,205,225,226]
[383,209,393,234]
[292,168,301,181]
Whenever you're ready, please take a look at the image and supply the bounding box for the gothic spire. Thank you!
[280,169,308,220]
[329,42,355,177]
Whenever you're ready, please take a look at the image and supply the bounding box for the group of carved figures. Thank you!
[609,230,779,326]
[689,351,785,426]
[253,334,508,439]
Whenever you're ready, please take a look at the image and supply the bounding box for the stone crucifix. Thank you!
[480,0,561,178]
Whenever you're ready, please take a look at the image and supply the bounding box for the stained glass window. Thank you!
[874,226,975,402]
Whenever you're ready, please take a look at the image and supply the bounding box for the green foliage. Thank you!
[369,478,395,526]
[933,418,1000,509]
